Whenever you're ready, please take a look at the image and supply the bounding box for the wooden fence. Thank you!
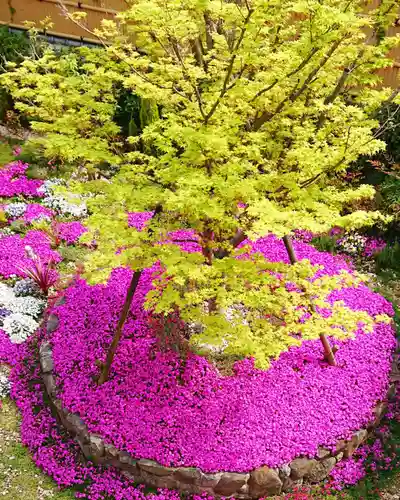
[0,0,125,44]
[1,0,400,87]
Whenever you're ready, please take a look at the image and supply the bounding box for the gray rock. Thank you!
[281,475,296,493]
[316,447,331,460]
[200,472,222,488]
[290,458,317,480]
[248,466,282,497]
[214,472,248,496]
[47,313,59,333]
[119,451,132,464]
[372,401,388,428]
[344,429,368,458]
[138,459,176,476]
[55,296,66,306]
[89,435,105,458]
[104,442,119,458]
[305,457,336,483]
[39,342,53,373]
[151,476,179,490]
[64,412,88,440]
[173,467,202,485]
[43,373,56,397]
[279,464,291,478]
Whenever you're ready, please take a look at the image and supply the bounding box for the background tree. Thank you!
[2,0,398,381]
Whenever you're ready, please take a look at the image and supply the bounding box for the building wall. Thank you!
[0,0,125,43]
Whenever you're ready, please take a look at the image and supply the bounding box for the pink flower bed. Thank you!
[363,237,387,257]
[45,231,395,473]
[0,323,396,498]
[23,203,54,223]
[0,161,43,198]
[128,211,154,230]
[0,230,61,278]
[5,332,209,500]
[57,221,87,245]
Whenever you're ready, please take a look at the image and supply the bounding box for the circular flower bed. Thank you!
[40,232,395,496]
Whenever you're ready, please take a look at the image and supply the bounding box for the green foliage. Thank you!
[311,235,337,254]
[350,102,400,188]
[381,176,400,209]
[2,47,122,174]
[0,27,31,121]
[0,27,30,67]
[0,141,14,164]
[115,91,141,138]
[3,0,400,366]
[375,241,400,272]
[9,219,26,234]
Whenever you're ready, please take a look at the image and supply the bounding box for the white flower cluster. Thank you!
[9,296,45,317]
[2,313,39,344]
[0,283,44,344]
[37,178,64,197]
[43,195,87,218]
[0,227,14,237]
[0,283,15,307]
[4,202,27,218]
[38,179,87,218]
[14,278,40,297]
[336,233,367,257]
[0,374,11,398]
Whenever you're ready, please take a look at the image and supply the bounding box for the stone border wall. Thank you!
[40,311,398,499]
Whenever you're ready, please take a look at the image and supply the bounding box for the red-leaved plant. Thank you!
[17,246,58,296]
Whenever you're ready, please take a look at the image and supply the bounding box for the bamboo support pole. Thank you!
[282,235,337,366]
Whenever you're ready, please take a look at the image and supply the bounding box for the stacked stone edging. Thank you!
[40,310,397,499]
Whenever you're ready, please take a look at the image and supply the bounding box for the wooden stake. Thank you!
[282,235,337,366]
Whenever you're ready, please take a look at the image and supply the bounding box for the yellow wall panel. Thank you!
[0,0,125,42]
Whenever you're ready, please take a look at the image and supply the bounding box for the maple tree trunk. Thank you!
[282,235,337,366]
[97,204,163,384]
[97,270,142,384]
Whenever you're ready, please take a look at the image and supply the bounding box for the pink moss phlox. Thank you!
[0,161,43,198]
[329,456,366,489]
[46,230,395,473]
[293,229,315,243]
[9,331,214,498]
[0,330,20,365]
[0,230,61,278]
[56,221,87,245]
[363,237,386,257]
[128,212,154,231]
[1,213,396,493]
[23,204,54,223]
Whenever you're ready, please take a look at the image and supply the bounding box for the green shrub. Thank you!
[0,28,31,122]
[311,235,337,254]
[380,177,400,209]
[375,242,400,272]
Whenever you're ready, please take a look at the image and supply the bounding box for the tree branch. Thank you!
[250,47,320,102]
[204,12,214,51]
[252,37,345,131]
[214,229,247,259]
[204,8,254,124]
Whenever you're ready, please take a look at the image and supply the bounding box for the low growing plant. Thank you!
[18,246,57,296]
